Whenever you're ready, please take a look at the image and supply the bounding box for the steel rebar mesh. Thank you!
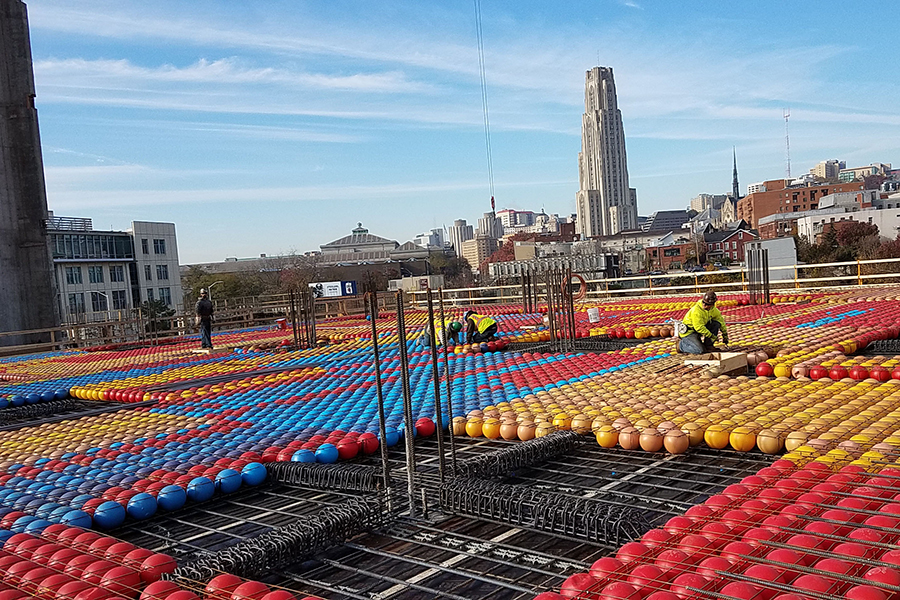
[168,496,384,583]
[264,461,380,492]
[455,430,583,479]
[441,478,656,547]
[0,398,78,424]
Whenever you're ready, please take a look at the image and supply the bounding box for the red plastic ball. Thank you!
[232,580,272,600]
[140,553,177,583]
[140,580,181,600]
[414,418,436,437]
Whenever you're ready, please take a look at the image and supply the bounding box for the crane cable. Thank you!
[473,0,495,213]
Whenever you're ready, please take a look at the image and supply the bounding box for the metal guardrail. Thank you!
[406,256,900,307]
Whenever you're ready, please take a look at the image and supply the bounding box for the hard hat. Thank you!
[702,291,717,304]
[200,288,208,295]
[450,321,462,332]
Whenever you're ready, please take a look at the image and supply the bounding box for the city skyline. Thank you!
[28,0,900,263]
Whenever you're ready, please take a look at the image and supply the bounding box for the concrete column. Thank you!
[0,0,59,346]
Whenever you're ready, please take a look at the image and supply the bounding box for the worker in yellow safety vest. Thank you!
[463,310,499,344]
[677,291,729,354]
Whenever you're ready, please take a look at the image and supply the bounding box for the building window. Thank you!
[144,264,152,281]
[146,288,154,302]
[65,266,82,285]
[50,233,134,260]
[156,264,169,280]
[732,251,737,259]
[68,293,85,314]
[159,287,172,306]
[716,243,722,250]
[88,265,104,284]
[732,241,737,250]
[111,290,128,310]
[91,292,108,312]
[153,239,166,254]
[109,265,125,283]
[141,238,149,254]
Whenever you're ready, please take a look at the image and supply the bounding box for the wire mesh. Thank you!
[264,462,380,492]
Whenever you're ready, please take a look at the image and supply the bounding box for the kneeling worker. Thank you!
[678,291,728,354]
[463,310,498,344]
[420,319,462,347]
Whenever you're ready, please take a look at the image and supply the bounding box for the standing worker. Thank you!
[677,291,728,354]
[195,288,214,349]
[463,310,498,344]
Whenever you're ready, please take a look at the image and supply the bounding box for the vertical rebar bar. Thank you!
[567,267,577,350]
[290,290,299,348]
[308,291,317,346]
[437,288,457,476]
[545,270,556,350]
[367,292,391,493]
[425,288,447,484]
[395,290,417,518]
[763,248,771,304]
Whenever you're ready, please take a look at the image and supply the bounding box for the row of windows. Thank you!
[140,238,167,255]
[145,288,172,306]
[65,265,128,285]
[66,286,173,314]
[143,264,169,281]
[51,234,133,260]
[67,290,129,313]
[713,241,739,250]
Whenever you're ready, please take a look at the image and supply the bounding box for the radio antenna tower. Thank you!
[783,108,791,179]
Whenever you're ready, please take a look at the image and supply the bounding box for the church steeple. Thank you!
[732,146,740,200]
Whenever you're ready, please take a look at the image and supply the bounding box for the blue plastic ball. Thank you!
[157,485,187,511]
[93,500,126,529]
[241,463,267,486]
[55,389,69,400]
[25,393,41,405]
[60,509,92,528]
[40,391,56,402]
[291,449,315,463]
[10,396,25,407]
[126,493,157,520]
[315,443,339,464]
[11,515,39,532]
[384,428,400,447]
[24,518,53,534]
[186,477,215,503]
[215,469,242,494]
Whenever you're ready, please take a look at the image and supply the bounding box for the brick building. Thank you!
[645,241,698,271]
[737,179,865,228]
[704,229,758,263]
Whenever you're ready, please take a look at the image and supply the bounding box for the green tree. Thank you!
[427,253,474,288]
[140,299,176,333]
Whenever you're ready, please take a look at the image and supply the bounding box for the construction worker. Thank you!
[677,291,728,354]
[419,319,462,347]
[463,310,498,344]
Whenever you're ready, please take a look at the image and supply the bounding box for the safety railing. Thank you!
[406,256,900,307]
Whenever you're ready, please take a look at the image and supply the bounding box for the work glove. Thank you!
[722,334,729,345]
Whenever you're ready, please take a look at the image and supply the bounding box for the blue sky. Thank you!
[29,0,899,263]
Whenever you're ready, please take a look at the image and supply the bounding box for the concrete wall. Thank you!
[0,0,59,345]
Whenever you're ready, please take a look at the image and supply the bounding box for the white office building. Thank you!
[447,219,474,258]
[49,214,182,323]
